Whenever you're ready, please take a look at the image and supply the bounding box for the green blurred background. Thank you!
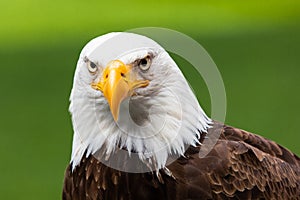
[0,0,299,199]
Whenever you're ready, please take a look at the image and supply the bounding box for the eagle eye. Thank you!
[138,56,151,71]
[83,56,98,74]
[87,61,98,73]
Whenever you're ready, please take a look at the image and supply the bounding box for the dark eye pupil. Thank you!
[90,62,96,68]
[140,58,148,66]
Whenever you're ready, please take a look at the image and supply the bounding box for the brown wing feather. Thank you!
[222,124,300,199]
[168,121,300,199]
[63,153,177,200]
[63,121,300,199]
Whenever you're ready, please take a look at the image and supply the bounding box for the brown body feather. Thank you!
[63,122,300,199]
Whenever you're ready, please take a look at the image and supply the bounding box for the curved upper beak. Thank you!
[91,60,149,121]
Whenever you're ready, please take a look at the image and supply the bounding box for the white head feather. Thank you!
[69,32,211,172]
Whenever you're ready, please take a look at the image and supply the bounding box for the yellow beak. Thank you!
[91,60,149,121]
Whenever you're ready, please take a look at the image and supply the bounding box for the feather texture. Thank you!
[63,121,300,199]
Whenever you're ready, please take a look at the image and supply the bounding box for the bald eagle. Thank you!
[63,32,300,199]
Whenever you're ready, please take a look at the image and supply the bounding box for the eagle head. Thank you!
[69,32,211,172]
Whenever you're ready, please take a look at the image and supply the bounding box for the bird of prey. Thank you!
[63,32,300,200]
